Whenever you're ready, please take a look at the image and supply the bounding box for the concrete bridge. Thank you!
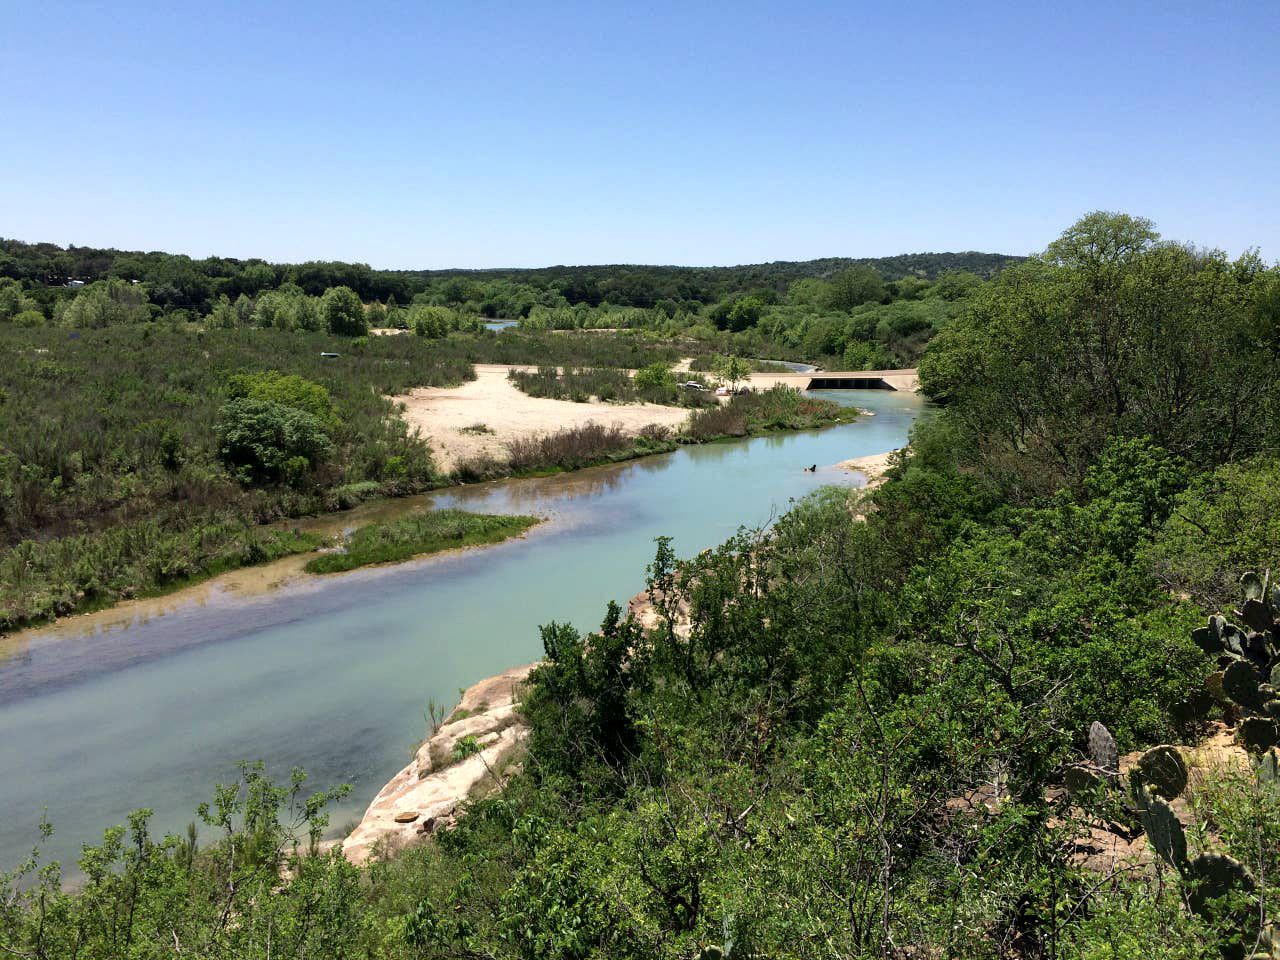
[751,368,919,392]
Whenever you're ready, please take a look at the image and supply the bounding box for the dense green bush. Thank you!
[216,398,332,485]
[684,384,844,439]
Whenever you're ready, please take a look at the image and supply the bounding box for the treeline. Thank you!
[2,236,1004,368]
[1,237,1009,365]
[0,237,1016,310]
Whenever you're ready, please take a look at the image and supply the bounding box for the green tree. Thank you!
[712,354,751,390]
[824,266,885,311]
[726,295,764,331]
[227,370,335,423]
[319,285,366,336]
[919,212,1278,496]
[205,293,238,328]
[0,279,38,321]
[633,361,675,394]
[56,280,151,327]
[216,398,331,484]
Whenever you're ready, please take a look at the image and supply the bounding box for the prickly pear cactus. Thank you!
[1257,747,1280,786]
[1135,744,1188,800]
[1242,572,1265,602]
[1239,716,1280,753]
[1088,721,1118,776]
[1131,783,1187,872]
[1186,851,1255,921]
[1193,624,1224,656]
[1224,660,1263,712]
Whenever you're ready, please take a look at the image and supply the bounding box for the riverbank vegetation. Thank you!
[4,214,1280,958]
[506,364,717,406]
[304,510,540,574]
[684,384,848,439]
[0,326,475,630]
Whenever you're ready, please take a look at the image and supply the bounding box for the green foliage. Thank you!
[710,354,751,388]
[824,265,886,310]
[1147,458,1280,609]
[507,364,716,407]
[920,212,1279,497]
[0,520,323,631]
[56,278,152,327]
[216,398,332,485]
[0,765,359,959]
[320,284,367,336]
[684,385,844,440]
[227,369,335,423]
[632,360,676,393]
[304,509,539,574]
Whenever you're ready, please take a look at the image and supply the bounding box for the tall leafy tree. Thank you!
[319,285,366,336]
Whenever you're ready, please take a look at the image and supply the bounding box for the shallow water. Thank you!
[0,389,925,870]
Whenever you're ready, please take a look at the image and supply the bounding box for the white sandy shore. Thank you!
[836,450,899,488]
[393,365,692,473]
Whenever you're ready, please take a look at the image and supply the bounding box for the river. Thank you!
[0,389,925,871]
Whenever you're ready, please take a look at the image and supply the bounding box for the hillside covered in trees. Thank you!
[0,238,1016,310]
[2,213,1279,958]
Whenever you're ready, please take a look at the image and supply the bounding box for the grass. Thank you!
[684,385,847,440]
[303,509,541,574]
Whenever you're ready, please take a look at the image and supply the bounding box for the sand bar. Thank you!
[393,365,691,473]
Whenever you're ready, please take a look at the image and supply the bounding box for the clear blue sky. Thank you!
[2,0,1276,268]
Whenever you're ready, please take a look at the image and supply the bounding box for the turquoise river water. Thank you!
[0,389,925,871]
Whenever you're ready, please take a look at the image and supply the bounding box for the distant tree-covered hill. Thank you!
[0,237,1020,310]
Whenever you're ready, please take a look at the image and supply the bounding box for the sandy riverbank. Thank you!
[836,450,899,488]
[393,365,692,474]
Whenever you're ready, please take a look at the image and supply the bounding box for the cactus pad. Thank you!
[1131,783,1187,872]
[1239,717,1280,752]
[1088,721,1118,774]
[1224,660,1263,711]
[1136,744,1187,800]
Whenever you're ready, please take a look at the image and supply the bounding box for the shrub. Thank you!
[216,398,331,485]
[320,286,367,336]
[228,370,335,423]
[506,422,674,473]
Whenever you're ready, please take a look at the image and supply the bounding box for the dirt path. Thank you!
[393,365,691,473]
